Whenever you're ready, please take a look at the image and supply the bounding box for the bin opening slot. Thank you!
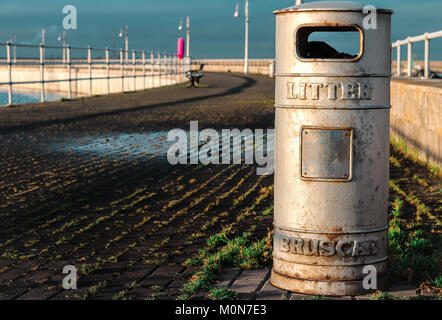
[296,26,362,60]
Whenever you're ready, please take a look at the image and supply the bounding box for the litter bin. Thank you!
[271,1,393,296]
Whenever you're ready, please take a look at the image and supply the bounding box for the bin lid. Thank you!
[274,1,393,14]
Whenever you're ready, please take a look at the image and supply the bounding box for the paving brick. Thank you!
[289,293,314,300]
[214,268,241,288]
[388,283,417,298]
[0,258,16,269]
[356,283,418,300]
[230,269,270,299]
[108,266,156,287]
[355,294,371,300]
[139,265,184,288]
[16,286,59,300]
[40,259,75,271]
[13,259,43,270]
[0,292,12,300]
[0,282,31,299]
[219,268,242,282]
[168,266,199,289]
[50,288,88,300]
[323,295,354,300]
[77,272,114,287]
[126,287,151,300]
[99,261,129,274]
[256,280,288,300]
[0,268,25,282]
[19,270,55,284]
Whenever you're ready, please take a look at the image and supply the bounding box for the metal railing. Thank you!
[392,30,442,78]
[0,42,191,106]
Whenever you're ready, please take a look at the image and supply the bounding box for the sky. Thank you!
[0,0,441,59]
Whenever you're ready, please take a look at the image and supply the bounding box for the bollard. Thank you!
[271,1,393,296]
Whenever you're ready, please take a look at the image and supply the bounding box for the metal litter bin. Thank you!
[271,1,393,296]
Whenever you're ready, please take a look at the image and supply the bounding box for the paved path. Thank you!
[0,73,439,300]
[0,73,275,300]
[215,267,419,300]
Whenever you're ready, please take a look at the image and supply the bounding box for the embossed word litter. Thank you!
[278,236,378,257]
[287,81,373,101]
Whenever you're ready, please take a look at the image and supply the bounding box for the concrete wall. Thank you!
[390,78,441,168]
[0,64,187,98]
[192,59,275,76]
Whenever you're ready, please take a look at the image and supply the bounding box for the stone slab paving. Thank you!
[230,269,270,299]
[256,280,290,300]
[223,267,423,300]
[214,268,242,289]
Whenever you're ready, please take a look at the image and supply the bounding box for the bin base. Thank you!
[270,269,388,297]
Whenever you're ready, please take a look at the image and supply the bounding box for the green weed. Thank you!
[370,291,400,300]
[208,287,238,300]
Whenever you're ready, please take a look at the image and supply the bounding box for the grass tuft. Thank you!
[208,287,238,300]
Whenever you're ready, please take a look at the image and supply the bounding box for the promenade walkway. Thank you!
[0,73,439,300]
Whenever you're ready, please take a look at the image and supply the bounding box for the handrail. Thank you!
[392,30,442,78]
[0,42,190,106]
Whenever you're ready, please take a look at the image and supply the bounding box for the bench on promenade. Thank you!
[185,64,205,87]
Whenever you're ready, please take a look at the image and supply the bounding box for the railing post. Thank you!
[396,44,401,76]
[175,55,178,84]
[88,46,92,96]
[166,54,170,85]
[120,49,124,92]
[172,55,175,84]
[142,50,146,90]
[170,55,173,85]
[164,53,168,85]
[424,33,430,79]
[132,50,136,91]
[158,52,162,87]
[165,54,168,85]
[40,44,45,102]
[6,41,12,105]
[151,51,154,88]
[106,47,110,94]
[407,37,412,77]
[67,45,72,99]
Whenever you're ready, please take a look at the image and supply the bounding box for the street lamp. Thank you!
[178,16,190,57]
[234,1,249,74]
[41,28,46,45]
[119,25,129,61]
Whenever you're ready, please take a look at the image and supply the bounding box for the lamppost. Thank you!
[234,1,249,74]
[178,16,190,57]
[119,25,129,61]
[41,28,46,45]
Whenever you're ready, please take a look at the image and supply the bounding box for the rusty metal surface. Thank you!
[275,11,392,76]
[271,1,392,296]
[274,2,393,14]
[300,127,353,181]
